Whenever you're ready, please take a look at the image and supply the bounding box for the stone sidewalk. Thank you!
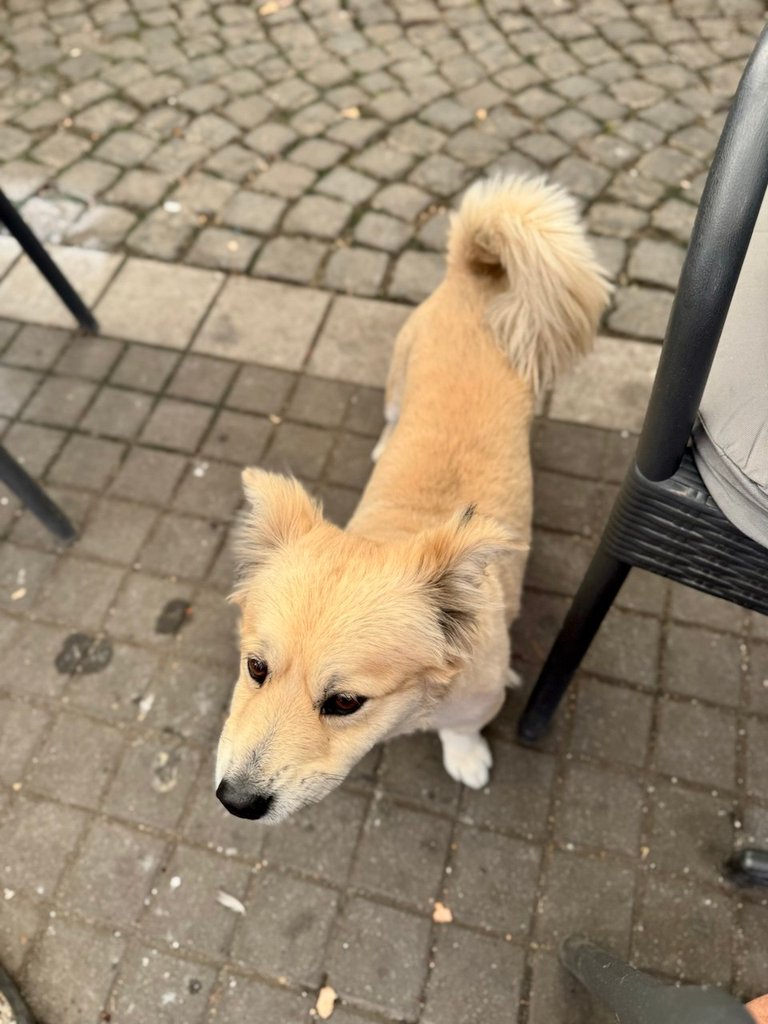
[0,251,766,1024]
[0,0,765,339]
[1,0,768,1023]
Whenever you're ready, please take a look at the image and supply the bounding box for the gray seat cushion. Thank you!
[692,188,768,548]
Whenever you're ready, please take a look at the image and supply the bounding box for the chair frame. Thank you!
[518,24,768,742]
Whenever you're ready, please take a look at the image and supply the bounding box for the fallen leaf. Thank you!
[341,106,360,119]
[475,107,488,120]
[432,900,453,924]
[10,587,26,601]
[226,240,240,252]
[315,985,337,1020]
[259,1,279,13]
[217,890,246,915]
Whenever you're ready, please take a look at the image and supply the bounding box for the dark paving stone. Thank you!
[0,365,42,417]
[261,421,333,479]
[0,697,50,785]
[226,363,296,416]
[663,622,743,706]
[22,375,96,427]
[326,432,375,489]
[352,796,452,908]
[76,497,158,563]
[167,353,236,404]
[110,446,187,504]
[535,850,636,954]
[58,818,167,925]
[103,734,201,830]
[745,716,768,801]
[287,374,352,427]
[326,897,432,1019]
[55,335,124,380]
[66,640,158,722]
[231,870,338,987]
[140,397,214,452]
[553,761,644,855]
[22,916,124,1024]
[654,698,737,790]
[379,732,461,815]
[212,974,313,1024]
[444,825,540,937]
[583,606,661,689]
[202,409,272,464]
[48,434,125,490]
[668,583,747,633]
[110,344,178,391]
[633,874,734,984]
[2,421,66,476]
[27,710,124,810]
[142,844,251,958]
[112,946,218,1024]
[460,739,556,841]
[735,902,768,999]
[528,950,616,1024]
[571,676,654,767]
[106,574,195,646]
[139,512,222,580]
[142,658,232,743]
[423,927,525,1024]
[172,460,244,520]
[0,795,88,897]
[647,780,734,884]
[34,557,124,630]
[0,890,43,975]
[2,325,70,370]
[263,786,369,886]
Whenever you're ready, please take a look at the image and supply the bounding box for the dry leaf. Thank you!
[432,900,453,924]
[475,107,488,120]
[341,106,360,119]
[226,240,240,252]
[10,587,26,601]
[259,1,279,14]
[315,986,337,1020]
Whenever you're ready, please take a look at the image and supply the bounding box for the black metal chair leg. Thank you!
[561,937,752,1024]
[0,446,76,544]
[0,189,99,334]
[517,544,629,742]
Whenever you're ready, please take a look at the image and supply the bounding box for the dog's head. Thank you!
[215,468,514,823]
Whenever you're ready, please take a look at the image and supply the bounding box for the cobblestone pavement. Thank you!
[1,1,768,1023]
[0,262,766,1024]
[0,0,766,339]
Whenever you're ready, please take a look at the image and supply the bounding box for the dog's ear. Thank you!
[416,506,522,661]
[233,468,322,582]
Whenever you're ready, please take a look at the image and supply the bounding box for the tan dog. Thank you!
[216,176,610,823]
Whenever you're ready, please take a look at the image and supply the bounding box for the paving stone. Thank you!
[66,204,138,249]
[231,871,338,987]
[0,697,51,786]
[372,182,432,220]
[309,295,409,386]
[0,891,43,977]
[554,760,643,854]
[80,386,153,439]
[423,928,525,1024]
[2,324,68,370]
[0,795,87,896]
[327,898,431,1019]
[97,258,223,348]
[139,512,221,580]
[95,129,157,167]
[167,353,236,405]
[22,374,96,427]
[634,874,733,984]
[22,917,124,1024]
[106,168,172,208]
[550,336,660,431]
[323,246,388,296]
[110,446,187,504]
[140,397,213,452]
[0,246,121,329]
[353,796,452,908]
[254,235,327,284]
[187,227,261,272]
[746,716,768,800]
[287,375,351,428]
[103,734,201,829]
[389,249,445,302]
[647,780,734,884]
[735,903,768,999]
[112,946,217,1024]
[628,238,685,290]
[227,363,295,416]
[536,850,635,953]
[283,194,353,239]
[571,676,654,767]
[353,211,413,252]
[143,844,250,958]
[57,158,120,200]
[654,697,736,789]
[213,974,312,1024]
[58,818,166,924]
[262,421,333,479]
[663,622,742,706]
[220,190,285,234]
[35,556,124,630]
[194,277,329,368]
[529,950,616,1024]
[110,344,178,391]
[326,432,375,488]
[201,408,272,465]
[48,434,125,490]
[583,605,661,689]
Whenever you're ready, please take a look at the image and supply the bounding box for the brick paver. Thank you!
[1,1,767,1022]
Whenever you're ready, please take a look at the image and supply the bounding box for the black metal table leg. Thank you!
[0,189,99,334]
[561,937,752,1024]
[518,543,629,742]
[0,446,76,544]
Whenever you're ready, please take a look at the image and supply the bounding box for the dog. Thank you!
[216,175,610,823]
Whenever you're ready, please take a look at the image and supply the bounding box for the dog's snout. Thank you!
[216,778,274,820]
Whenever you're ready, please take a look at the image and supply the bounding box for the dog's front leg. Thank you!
[439,728,494,789]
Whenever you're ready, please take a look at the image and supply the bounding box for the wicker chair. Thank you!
[518,25,768,742]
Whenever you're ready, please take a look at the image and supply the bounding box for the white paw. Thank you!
[440,731,493,789]
[506,667,522,689]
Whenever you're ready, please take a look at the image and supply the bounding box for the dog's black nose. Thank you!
[216,778,273,820]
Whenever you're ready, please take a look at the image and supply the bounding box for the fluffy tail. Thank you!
[447,175,611,393]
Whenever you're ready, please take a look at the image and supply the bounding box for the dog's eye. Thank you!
[321,693,367,716]
[246,657,268,685]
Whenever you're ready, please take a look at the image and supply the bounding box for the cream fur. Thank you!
[216,174,610,822]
